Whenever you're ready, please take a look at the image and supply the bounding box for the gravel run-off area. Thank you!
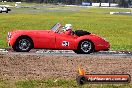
[0,53,132,81]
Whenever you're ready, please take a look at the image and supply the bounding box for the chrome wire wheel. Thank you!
[13,37,33,52]
[73,40,94,54]
[18,39,31,51]
[80,41,92,53]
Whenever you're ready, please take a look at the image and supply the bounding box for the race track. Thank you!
[0,49,132,57]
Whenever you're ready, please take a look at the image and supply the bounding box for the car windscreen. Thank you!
[51,23,61,32]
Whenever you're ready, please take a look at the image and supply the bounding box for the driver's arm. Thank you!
[64,29,73,35]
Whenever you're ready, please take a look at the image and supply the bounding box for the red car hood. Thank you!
[12,30,50,32]
[10,30,51,34]
[8,30,51,38]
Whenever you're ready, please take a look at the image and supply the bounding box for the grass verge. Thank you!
[0,6,132,51]
[0,79,131,88]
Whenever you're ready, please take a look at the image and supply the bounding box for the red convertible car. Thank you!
[7,23,110,54]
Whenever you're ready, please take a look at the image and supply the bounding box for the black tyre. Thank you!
[74,40,94,54]
[13,37,33,52]
[8,9,11,11]
[73,50,78,53]
[6,11,8,13]
[76,76,87,85]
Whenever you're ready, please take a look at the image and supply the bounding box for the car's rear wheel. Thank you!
[13,37,33,52]
[74,40,94,54]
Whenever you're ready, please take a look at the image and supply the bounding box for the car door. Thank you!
[35,30,56,49]
[55,33,77,50]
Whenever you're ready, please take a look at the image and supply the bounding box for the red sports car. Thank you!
[7,23,110,54]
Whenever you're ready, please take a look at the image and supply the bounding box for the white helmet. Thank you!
[64,24,72,30]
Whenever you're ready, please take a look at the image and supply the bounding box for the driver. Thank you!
[63,24,73,35]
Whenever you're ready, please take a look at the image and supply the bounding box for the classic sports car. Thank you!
[7,23,110,54]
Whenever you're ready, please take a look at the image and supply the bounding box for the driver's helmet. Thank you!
[63,24,72,31]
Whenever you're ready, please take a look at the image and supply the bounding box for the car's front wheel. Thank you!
[74,40,94,54]
[13,37,33,52]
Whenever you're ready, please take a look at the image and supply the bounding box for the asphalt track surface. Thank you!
[0,49,132,57]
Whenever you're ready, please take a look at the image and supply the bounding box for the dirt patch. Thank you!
[0,53,132,81]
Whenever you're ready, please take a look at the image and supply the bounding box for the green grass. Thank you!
[0,6,132,51]
[15,79,132,88]
[0,79,131,88]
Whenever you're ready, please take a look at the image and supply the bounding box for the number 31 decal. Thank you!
[62,41,69,46]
